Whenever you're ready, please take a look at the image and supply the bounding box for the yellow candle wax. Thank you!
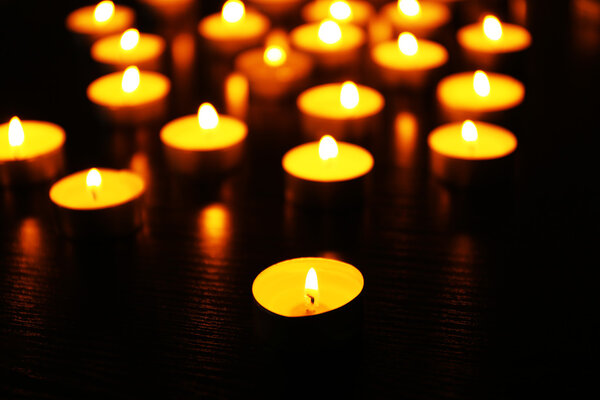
[91,29,166,71]
[66,1,135,41]
[301,0,375,27]
[381,0,450,38]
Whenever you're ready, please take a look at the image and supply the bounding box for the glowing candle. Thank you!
[87,65,171,124]
[160,103,247,175]
[428,120,518,186]
[198,0,270,56]
[66,1,135,42]
[0,117,65,186]
[91,28,166,71]
[49,168,145,237]
[301,0,375,27]
[381,0,450,38]
[436,70,525,122]
[297,81,384,141]
[224,72,249,121]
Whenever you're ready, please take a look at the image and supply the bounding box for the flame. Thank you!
[121,66,140,93]
[319,135,339,160]
[318,19,342,44]
[304,267,319,310]
[483,15,503,41]
[120,28,140,50]
[8,116,24,148]
[94,1,115,23]
[340,81,359,110]
[461,120,478,142]
[329,1,352,21]
[86,168,102,188]
[198,103,219,130]
[398,0,420,17]
[264,45,287,67]
[222,0,245,23]
[397,32,418,56]
[473,70,490,97]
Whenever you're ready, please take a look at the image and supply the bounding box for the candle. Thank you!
[371,32,448,88]
[160,103,247,176]
[87,65,171,124]
[282,135,373,207]
[66,1,135,42]
[457,15,532,70]
[290,19,365,69]
[297,81,384,141]
[246,0,304,20]
[90,28,166,71]
[301,0,375,28]
[380,0,451,39]
[252,257,364,345]
[49,168,145,237]
[198,0,270,56]
[0,117,65,186]
[436,70,525,122]
[428,120,518,187]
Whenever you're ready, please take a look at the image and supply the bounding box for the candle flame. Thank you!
[461,120,478,142]
[86,168,102,188]
[198,103,219,130]
[483,15,503,41]
[8,116,24,148]
[304,267,319,311]
[122,66,140,93]
[94,1,115,23]
[319,135,339,160]
[318,19,342,45]
[222,0,245,23]
[398,32,418,56]
[398,0,420,17]
[263,45,287,67]
[329,1,352,22]
[340,81,359,110]
[120,28,140,50]
[473,70,490,97]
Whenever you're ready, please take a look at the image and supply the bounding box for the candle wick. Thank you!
[91,189,97,201]
[308,294,315,305]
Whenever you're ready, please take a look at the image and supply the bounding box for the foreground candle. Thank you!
[428,120,518,187]
[381,0,450,38]
[91,28,166,71]
[160,103,247,176]
[301,0,375,27]
[0,117,65,186]
[49,168,145,237]
[297,81,384,140]
[282,135,373,207]
[66,1,135,42]
[87,65,171,124]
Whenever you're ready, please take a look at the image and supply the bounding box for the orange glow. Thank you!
[340,81,359,109]
[318,19,342,44]
[473,70,490,97]
[329,1,352,21]
[304,267,320,311]
[198,103,219,130]
[319,135,339,160]
[121,66,140,93]
[120,28,140,50]
[222,0,245,23]
[397,32,418,55]
[461,120,478,142]
[8,116,24,148]
[263,45,287,67]
[224,73,248,121]
[398,0,420,16]
[94,1,115,23]
[483,15,502,40]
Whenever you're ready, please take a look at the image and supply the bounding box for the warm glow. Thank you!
[120,28,140,50]
[122,66,140,93]
[318,19,342,44]
[329,1,352,21]
[340,81,359,109]
[398,0,420,17]
[473,70,491,97]
[94,1,115,23]
[8,116,24,147]
[397,32,418,56]
[318,135,339,160]
[483,15,503,41]
[198,103,219,130]
[263,45,287,67]
[222,0,245,23]
[86,168,102,188]
[304,267,319,310]
[461,120,478,142]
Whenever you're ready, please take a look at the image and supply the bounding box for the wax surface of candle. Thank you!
[66,4,134,36]
[87,70,170,107]
[0,120,65,160]
[91,32,165,65]
[457,19,531,53]
[291,21,364,53]
[198,8,269,41]
[372,35,447,69]
[302,0,374,25]
[160,115,247,150]
[382,0,450,32]
[297,82,384,119]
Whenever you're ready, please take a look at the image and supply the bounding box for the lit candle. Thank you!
[49,168,145,237]
[380,0,451,39]
[160,103,247,176]
[297,81,384,141]
[371,32,448,88]
[87,65,171,124]
[428,120,518,186]
[282,135,373,207]
[224,72,249,121]
[0,117,65,186]
[66,1,135,43]
[436,70,525,122]
[301,0,375,27]
[198,0,270,56]
[91,28,166,71]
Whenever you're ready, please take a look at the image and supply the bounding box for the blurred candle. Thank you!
[380,0,450,38]
[138,0,195,19]
[66,1,135,42]
[91,28,166,71]
[394,111,419,167]
[246,0,304,20]
[225,72,249,121]
[301,0,375,27]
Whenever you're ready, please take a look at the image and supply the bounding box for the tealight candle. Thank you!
[49,168,145,237]
[198,0,270,56]
[301,0,376,28]
[66,1,135,43]
[457,15,532,70]
[91,28,166,71]
[371,32,448,88]
[297,81,384,141]
[436,70,525,122]
[160,103,247,176]
[282,135,373,207]
[380,0,451,38]
[252,257,364,346]
[428,120,518,187]
[0,117,65,186]
[87,65,171,124]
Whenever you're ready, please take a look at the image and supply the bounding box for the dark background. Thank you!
[1,0,599,398]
